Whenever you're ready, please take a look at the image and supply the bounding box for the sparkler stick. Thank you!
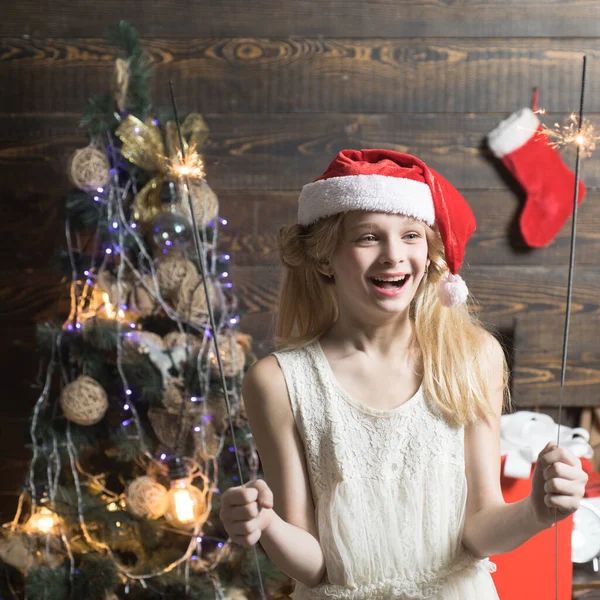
[168,81,268,600]
[554,54,587,600]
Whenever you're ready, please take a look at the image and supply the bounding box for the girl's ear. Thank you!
[317,263,335,281]
[316,260,333,278]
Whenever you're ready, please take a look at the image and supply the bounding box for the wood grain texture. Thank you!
[14,264,600,335]
[2,113,599,192]
[3,0,600,38]
[8,263,599,356]
[216,189,600,267]
[8,188,599,270]
[513,315,600,407]
[224,264,600,348]
[2,37,600,114]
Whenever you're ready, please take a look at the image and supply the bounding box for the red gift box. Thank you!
[490,455,573,600]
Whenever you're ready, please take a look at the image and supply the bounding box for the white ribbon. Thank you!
[500,411,594,479]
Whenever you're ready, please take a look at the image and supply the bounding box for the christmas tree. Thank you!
[0,22,291,600]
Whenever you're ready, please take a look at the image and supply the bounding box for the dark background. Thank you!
[1,3,600,591]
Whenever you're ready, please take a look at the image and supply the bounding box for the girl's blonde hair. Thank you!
[275,213,511,427]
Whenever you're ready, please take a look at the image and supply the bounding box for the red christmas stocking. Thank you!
[487,108,586,248]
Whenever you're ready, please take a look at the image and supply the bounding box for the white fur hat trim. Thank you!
[298,174,435,226]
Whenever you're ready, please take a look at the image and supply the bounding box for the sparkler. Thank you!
[168,81,268,600]
[167,144,206,180]
[552,55,589,600]
[542,112,600,159]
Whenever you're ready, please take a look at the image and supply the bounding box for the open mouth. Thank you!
[369,275,409,293]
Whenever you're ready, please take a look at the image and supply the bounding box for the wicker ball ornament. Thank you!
[208,334,247,377]
[0,534,35,571]
[162,378,187,414]
[156,257,196,300]
[195,419,222,461]
[176,272,215,322]
[130,276,158,317]
[126,475,168,520]
[60,376,108,426]
[68,146,110,192]
[176,179,219,228]
[206,391,247,433]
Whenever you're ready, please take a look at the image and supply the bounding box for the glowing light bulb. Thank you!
[103,293,116,319]
[174,487,195,522]
[164,479,206,529]
[107,502,118,512]
[26,507,60,534]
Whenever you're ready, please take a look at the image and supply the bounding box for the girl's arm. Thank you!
[242,356,327,587]
[462,333,587,558]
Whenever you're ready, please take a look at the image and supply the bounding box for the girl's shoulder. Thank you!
[243,339,318,400]
[242,354,291,425]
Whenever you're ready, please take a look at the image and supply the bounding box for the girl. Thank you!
[220,149,588,599]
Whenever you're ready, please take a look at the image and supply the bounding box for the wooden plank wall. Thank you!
[2,1,600,526]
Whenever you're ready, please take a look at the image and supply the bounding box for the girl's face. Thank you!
[328,211,430,316]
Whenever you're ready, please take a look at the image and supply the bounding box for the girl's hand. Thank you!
[529,441,588,528]
[219,479,274,547]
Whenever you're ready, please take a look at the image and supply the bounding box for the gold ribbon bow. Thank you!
[115,113,209,223]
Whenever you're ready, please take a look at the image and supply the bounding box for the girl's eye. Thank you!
[358,235,377,242]
[404,232,421,240]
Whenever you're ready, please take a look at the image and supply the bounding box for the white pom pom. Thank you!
[437,273,469,307]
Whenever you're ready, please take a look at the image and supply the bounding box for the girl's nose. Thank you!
[379,241,406,266]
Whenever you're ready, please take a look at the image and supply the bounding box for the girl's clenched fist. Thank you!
[530,441,588,527]
[220,479,274,547]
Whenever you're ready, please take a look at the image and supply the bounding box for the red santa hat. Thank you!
[297,149,476,307]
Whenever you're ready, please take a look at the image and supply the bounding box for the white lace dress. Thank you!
[272,339,499,600]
